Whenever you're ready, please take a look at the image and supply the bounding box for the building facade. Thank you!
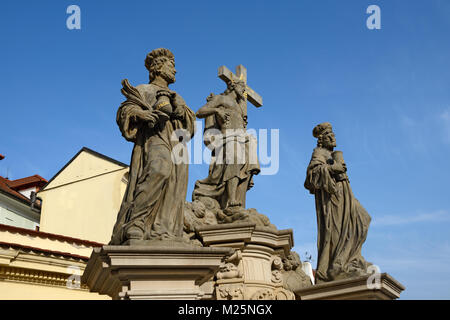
[0,148,129,299]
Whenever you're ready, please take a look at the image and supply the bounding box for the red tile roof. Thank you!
[0,176,30,203]
[7,174,48,191]
[0,175,48,206]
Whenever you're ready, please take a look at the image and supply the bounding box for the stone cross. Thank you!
[218,65,263,118]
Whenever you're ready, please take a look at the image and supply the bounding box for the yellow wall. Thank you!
[45,151,126,190]
[0,281,108,300]
[38,151,128,244]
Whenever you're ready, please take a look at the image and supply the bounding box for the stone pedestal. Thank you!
[81,243,232,300]
[197,223,297,300]
[295,273,405,300]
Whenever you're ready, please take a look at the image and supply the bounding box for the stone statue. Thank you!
[281,252,313,293]
[110,48,196,245]
[304,122,372,283]
[192,78,260,214]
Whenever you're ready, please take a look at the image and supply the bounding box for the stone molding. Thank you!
[197,222,294,255]
[82,244,233,300]
[0,265,88,289]
[295,273,405,300]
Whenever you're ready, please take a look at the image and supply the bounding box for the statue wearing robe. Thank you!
[110,49,195,244]
[304,122,371,283]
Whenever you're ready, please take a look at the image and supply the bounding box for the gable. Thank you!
[42,149,127,190]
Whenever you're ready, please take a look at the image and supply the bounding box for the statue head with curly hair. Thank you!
[313,122,336,150]
[144,48,176,84]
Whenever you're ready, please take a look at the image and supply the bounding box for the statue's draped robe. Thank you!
[304,147,371,283]
[192,113,260,209]
[110,81,195,244]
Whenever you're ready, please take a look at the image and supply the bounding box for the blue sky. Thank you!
[1,0,450,299]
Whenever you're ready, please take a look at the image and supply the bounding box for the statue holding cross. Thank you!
[217,65,263,115]
[192,65,263,220]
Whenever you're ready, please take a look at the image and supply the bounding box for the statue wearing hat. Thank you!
[304,122,372,283]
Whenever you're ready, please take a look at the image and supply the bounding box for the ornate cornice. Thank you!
[0,266,89,289]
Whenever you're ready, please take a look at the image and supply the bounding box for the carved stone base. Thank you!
[295,273,405,300]
[197,222,302,300]
[81,244,232,300]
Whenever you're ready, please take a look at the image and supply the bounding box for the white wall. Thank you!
[0,195,40,230]
[18,187,36,199]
